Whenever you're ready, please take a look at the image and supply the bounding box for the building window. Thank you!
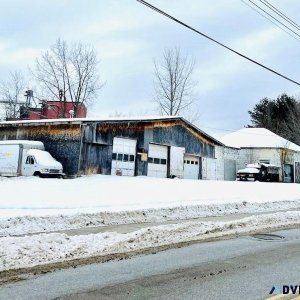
[112,153,117,160]
[148,157,167,165]
[191,161,195,165]
[117,154,123,161]
[195,161,199,165]
[123,154,129,161]
[129,155,135,162]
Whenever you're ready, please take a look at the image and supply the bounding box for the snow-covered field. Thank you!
[1,211,300,272]
[1,175,300,236]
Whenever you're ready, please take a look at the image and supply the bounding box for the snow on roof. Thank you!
[0,140,44,148]
[220,128,300,152]
[0,115,180,125]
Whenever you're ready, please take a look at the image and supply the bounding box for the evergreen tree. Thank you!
[248,94,300,145]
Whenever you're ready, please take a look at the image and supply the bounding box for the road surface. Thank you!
[2,228,300,300]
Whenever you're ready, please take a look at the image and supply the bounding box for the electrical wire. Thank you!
[241,0,300,43]
[260,0,300,31]
[136,0,300,87]
[246,0,300,39]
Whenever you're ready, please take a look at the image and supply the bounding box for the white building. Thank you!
[220,128,300,183]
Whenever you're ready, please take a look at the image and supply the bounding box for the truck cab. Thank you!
[22,149,63,177]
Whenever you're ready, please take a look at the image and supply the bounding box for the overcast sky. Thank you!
[1,0,300,136]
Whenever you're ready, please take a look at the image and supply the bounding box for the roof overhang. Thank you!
[0,116,224,146]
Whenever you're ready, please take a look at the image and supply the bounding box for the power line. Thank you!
[246,0,300,39]
[136,0,300,87]
[241,0,300,43]
[260,0,300,31]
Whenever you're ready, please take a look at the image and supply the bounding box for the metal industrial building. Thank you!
[0,116,234,180]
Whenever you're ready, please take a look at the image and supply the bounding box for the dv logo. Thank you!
[269,285,300,295]
[269,286,281,295]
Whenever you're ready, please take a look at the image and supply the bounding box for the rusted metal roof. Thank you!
[0,116,224,146]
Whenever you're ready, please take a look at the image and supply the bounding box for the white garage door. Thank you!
[184,155,200,179]
[111,137,137,176]
[147,144,168,178]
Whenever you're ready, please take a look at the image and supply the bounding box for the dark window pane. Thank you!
[184,160,186,164]
[112,153,117,160]
[123,154,129,161]
[31,157,35,165]
[148,157,153,163]
[129,155,135,162]
[191,161,195,165]
[26,157,31,164]
[154,158,160,164]
[117,154,123,161]
[161,159,167,165]
[187,160,190,164]
[195,161,199,165]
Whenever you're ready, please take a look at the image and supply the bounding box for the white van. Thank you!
[0,140,63,177]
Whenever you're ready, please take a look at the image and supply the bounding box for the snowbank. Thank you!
[1,175,300,236]
[1,211,300,272]
[1,200,300,236]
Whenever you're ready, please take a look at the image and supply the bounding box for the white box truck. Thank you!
[0,140,63,177]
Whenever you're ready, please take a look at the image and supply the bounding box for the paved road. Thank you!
[2,228,300,300]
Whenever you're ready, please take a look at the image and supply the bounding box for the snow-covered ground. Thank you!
[1,175,300,236]
[2,175,300,211]
[1,175,300,272]
[1,211,300,272]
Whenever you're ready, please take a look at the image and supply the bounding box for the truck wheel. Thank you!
[33,171,42,177]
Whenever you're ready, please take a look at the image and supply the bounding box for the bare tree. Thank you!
[33,39,104,117]
[0,70,25,120]
[153,48,197,117]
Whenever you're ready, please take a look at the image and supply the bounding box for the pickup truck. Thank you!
[237,163,280,182]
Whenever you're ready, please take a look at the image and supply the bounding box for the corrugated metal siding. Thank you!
[152,126,215,157]
[80,143,112,175]
[80,121,216,176]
